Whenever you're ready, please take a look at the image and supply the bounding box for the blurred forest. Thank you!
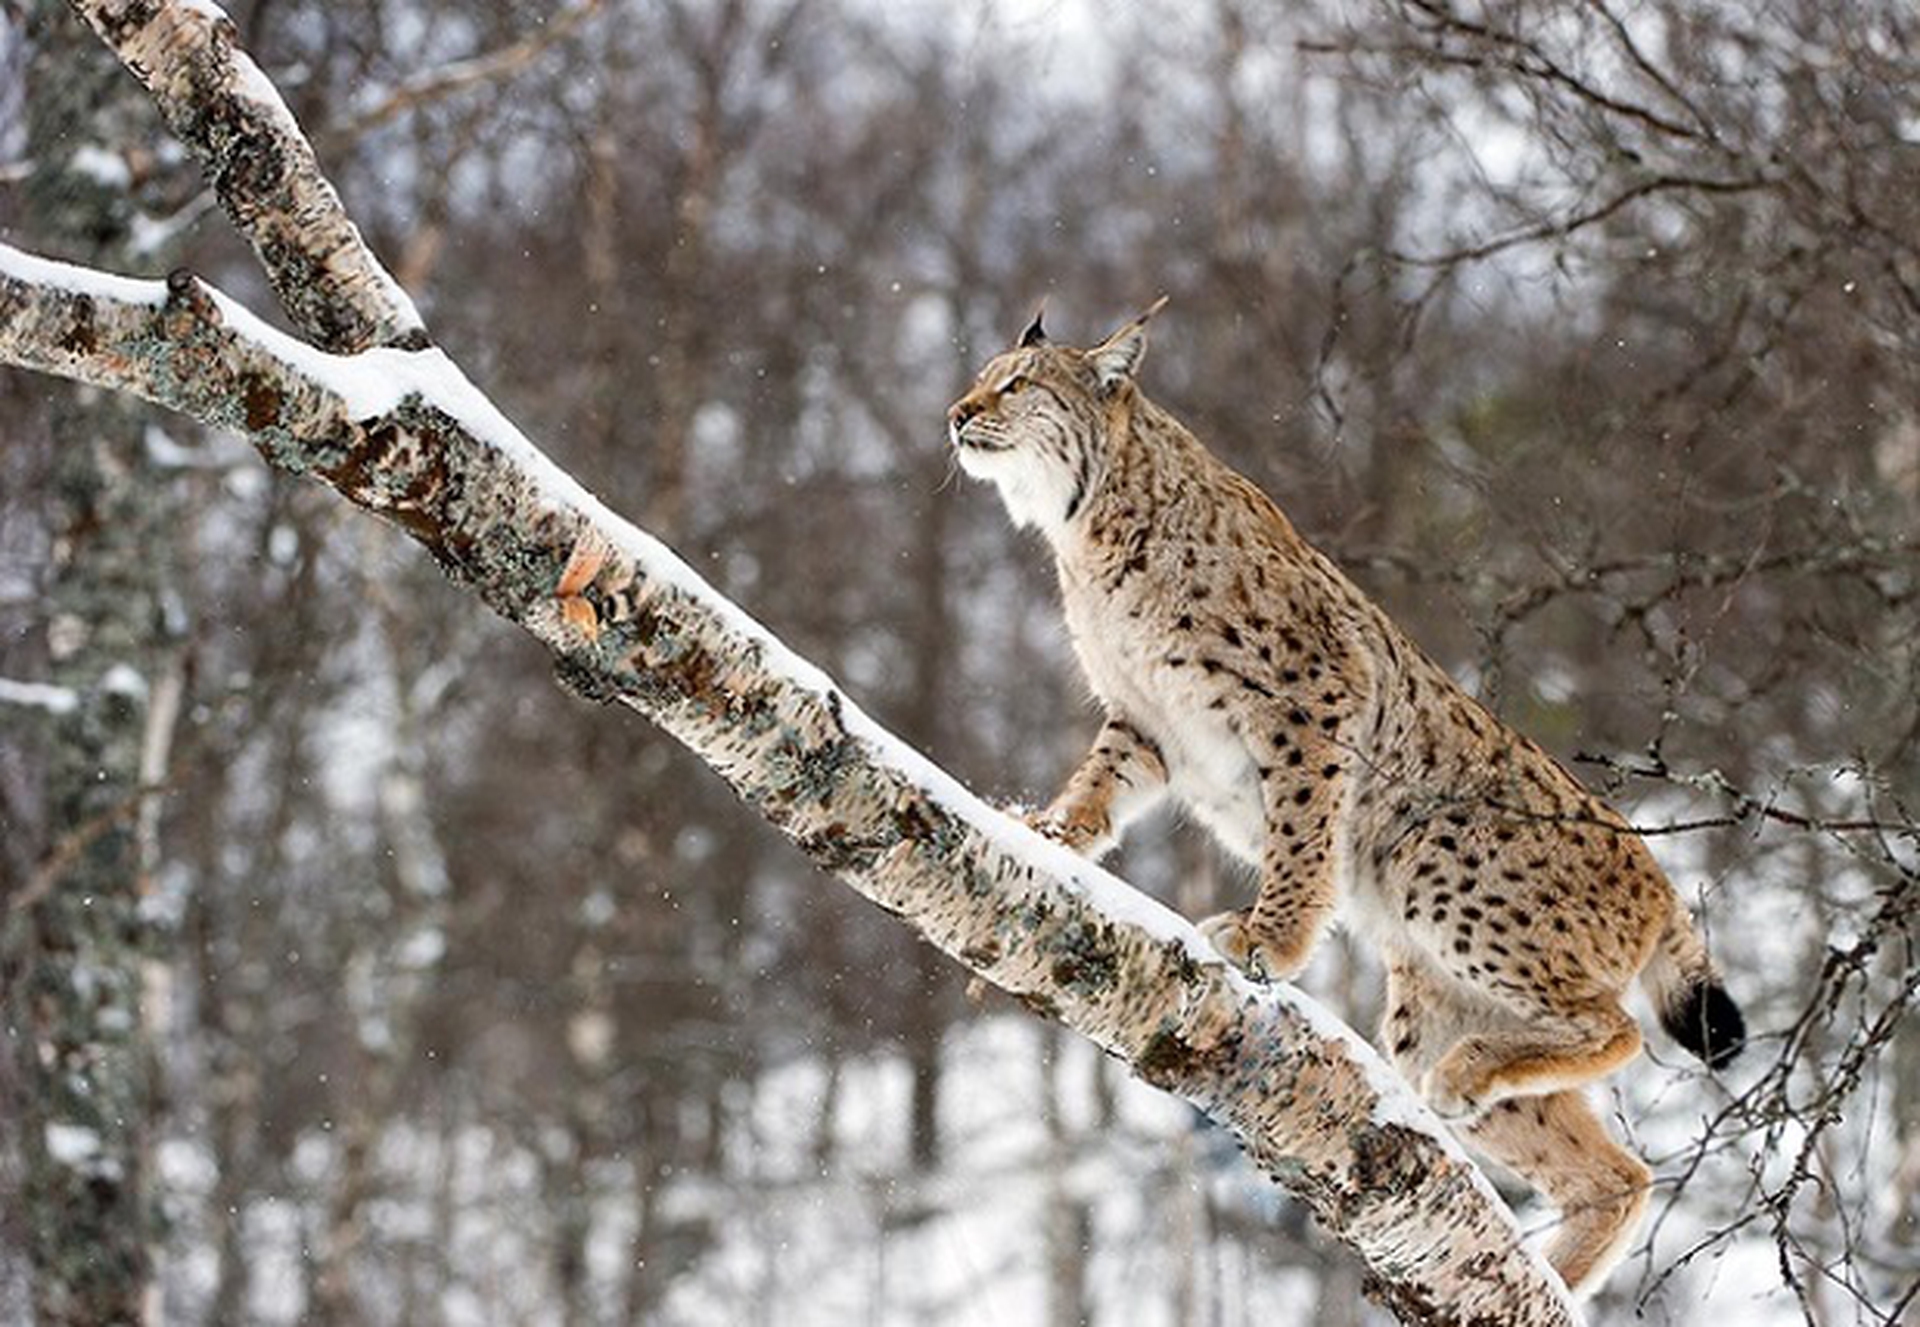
[1,0,1916,1323]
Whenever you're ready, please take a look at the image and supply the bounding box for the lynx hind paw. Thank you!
[1198,909,1308,984]
[1419,1057,1496,1122]
[1418,1072,1484,1123]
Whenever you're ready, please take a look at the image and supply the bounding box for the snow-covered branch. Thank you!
[0,239,1576,1323]
[68,0,424,353]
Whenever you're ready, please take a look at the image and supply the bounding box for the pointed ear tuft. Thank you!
[1017,298,1049,348]
[1089,296,1169,391]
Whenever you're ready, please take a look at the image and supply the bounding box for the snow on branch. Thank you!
[0,241,1576,1324]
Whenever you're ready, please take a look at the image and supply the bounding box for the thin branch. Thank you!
[1579,0,1722,145]
[7,782,169,920]
[0,677,80,714]
[1395,0,1706,145]
[323,0,604,144]
[1384,172,1768,271]
[1572,754,1920,842]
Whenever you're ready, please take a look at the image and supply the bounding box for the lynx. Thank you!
[948,301,1746,1295]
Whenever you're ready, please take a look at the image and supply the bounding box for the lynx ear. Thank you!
[1017,299,1049,348]
[1089,295,1169,391]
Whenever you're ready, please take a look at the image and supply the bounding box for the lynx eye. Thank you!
[1000,374,1029,395]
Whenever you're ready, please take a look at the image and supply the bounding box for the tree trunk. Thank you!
[0,8,179,1321]
[1042,1025,1091,1327]
[309,580,456,1324]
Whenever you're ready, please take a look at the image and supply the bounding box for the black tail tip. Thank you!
[1663,980,1747,1070]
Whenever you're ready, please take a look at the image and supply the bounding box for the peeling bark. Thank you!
[0,254,1578,1325]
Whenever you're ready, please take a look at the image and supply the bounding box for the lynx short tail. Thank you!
[1642,903,1746,1069]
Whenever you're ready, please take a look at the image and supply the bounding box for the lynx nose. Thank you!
[948,398,985,449]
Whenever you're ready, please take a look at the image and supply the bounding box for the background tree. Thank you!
[0,2,196,1318]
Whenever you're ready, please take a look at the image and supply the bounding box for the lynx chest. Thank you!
[1058,566,1266,864]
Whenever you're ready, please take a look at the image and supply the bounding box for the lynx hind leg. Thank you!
[1381,958,1651,1295]
[1202,735,1351,983]
[1464,1092,1652,1297]
[1029,717,1167,857]
[1198,831,1340,983]
[1422,996,1642,1120]
[1378,953,1470,1085]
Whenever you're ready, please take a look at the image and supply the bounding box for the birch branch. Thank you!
[67,0,425,352]
[0,677,82,714]
[0,243,1578,1325]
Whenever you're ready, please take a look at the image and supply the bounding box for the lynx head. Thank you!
[948,298,1167,536]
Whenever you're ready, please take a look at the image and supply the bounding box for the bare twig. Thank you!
[7,782,171,920]
[323,0,604,143]
[1384,173,1769,272]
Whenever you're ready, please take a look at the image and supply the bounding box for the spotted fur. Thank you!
[949,302,1744,1296]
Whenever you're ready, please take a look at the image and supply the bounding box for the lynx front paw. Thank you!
[1022,805,1107,855]
[1198,909,1310,984]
